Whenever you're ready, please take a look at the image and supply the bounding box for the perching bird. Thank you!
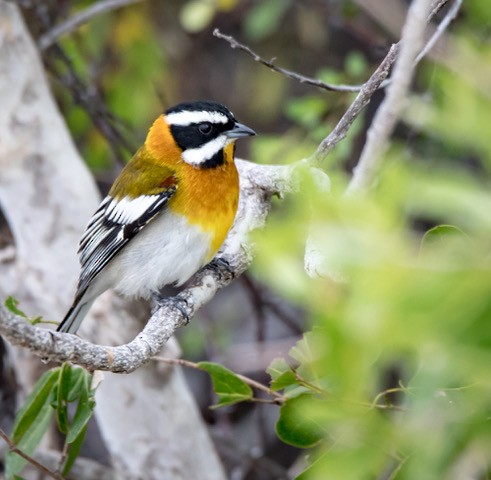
[57,101,255,334]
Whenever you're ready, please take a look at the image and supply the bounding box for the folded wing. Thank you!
[76,182,177,299]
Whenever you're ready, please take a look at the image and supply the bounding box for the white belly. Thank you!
[102,210,212,299]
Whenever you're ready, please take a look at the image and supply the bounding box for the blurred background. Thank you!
[2,0,491,479]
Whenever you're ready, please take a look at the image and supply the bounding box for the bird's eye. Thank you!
[198,122,213,135]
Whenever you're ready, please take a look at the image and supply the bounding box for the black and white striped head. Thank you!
[165,101,255,169]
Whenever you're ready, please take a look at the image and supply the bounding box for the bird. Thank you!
[57,101,255,334]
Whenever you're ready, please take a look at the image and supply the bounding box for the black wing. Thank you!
[75,186,177,298]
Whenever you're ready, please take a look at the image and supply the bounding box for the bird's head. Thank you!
[146,101,255,169]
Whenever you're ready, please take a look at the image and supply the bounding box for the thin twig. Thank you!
[311,43,399,165]
[213,28,363,93]
[370,387,409,409]
[29,2,135,166]
[311,0,452,165]
[0,427,63,480]
[429,0,451,19]
[152,356,285,403]
[49,46,136,163]
[414,0,462,64]
[57,439,69,475]
[346,0,434,194]
[241,274,303,336]
[347,0,462,194]
[294,372,328,396]
[39,0,145,50]
[241,274,267,343]
[377,0,462,90]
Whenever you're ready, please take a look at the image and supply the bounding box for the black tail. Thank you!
[57,298,94,334]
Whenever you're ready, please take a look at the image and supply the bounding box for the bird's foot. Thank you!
[151,292,191,325]
[204,256,235,282]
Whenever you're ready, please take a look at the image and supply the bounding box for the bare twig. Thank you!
[35,448,136,480]
[0,427,63,480]
[26,1,136,165]
[304,0,455,275]
[213,28,363,93]
[311,43,399,165]
[429,0,451,19]
[241,274,267,343]
[346,0,434,194]
[311,0,453,165]
[376,0,462,90]
[39,0,145,50]
[414,0,462,64]
[241,275,302,335]
[57,439,69,475]
[152,356,285,404]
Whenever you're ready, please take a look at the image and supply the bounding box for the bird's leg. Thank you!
[151,292,191,325]
[204,256,235,282]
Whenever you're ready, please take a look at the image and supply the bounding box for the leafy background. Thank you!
[2,0,491,478]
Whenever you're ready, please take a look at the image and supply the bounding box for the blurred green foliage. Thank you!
[181,0,238,33]
[243,0,292,41]
[252,43,491,480]
[254,155,491,478]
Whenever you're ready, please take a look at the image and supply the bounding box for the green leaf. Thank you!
[66,367,88,402]
[66,372,95,444]
[344,51,368,78]
[11,369,59,442]
[275,394,325,448]
[420,224,468,251]
[6,369,60,479]
[62,423,88,477]
[52,362,90,435]
[55,362,74,434]
[197,361,253,408]
[285,96,329,129]
[293,452,328,480]
[3,297,49,325]
[289,333,317,365]
[180,1,215,33]
[267,358,297,391]
[4,296,27,318]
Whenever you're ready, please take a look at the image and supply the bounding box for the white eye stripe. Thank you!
[181,135,228,165]
[165,110,229,127]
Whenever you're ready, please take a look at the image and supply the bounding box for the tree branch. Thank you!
[346,0,434,194]
[414,0,462,65]
[310,0,453,166]
[305,0,457,276]
[310,43,399,165]
[38,0,145,50]
[0,426,63,480]
[213,29,363,93]
[0,160,296,373]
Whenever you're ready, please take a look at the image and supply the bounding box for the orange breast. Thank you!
[170,143,239,258]
[145,116,240,259]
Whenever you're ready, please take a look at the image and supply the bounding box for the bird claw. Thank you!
[205,257,235,281]
[151,293,190,325]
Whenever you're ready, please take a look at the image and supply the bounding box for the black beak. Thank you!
[226,122,256,139]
